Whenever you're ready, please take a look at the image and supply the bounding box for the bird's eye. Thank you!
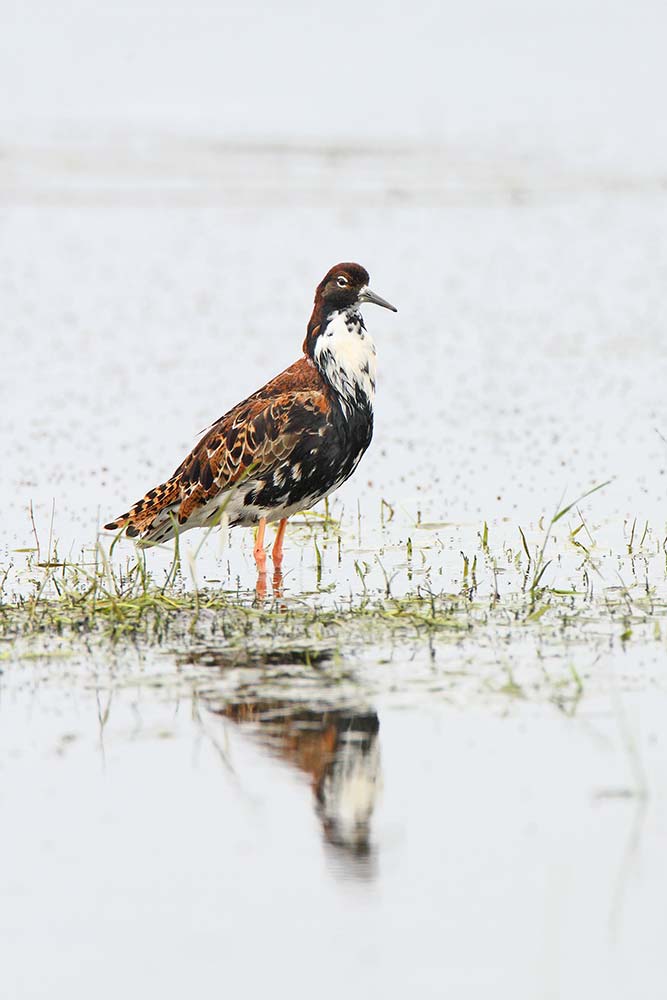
[337,275,348,287]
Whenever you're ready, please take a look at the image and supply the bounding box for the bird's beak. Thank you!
[359,286,398,312]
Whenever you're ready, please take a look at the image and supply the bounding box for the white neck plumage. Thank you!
[313,307,377,416]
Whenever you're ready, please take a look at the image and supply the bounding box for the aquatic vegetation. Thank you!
[2,484,666,716]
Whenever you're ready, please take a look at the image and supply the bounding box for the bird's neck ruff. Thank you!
[311,307,377,417]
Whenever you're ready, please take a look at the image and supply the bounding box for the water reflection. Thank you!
[208,699,382,877]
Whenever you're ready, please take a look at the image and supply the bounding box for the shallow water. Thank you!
[2,646,667,998]
[3,2,667,993]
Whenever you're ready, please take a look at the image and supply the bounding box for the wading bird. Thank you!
[105,262,396,576]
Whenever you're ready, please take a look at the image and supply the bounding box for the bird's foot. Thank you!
[254,566,283,601]
[272,566,284,599]
[255,569,267,600]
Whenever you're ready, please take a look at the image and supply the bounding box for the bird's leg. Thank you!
[272,518,288,568]
[272,566,284,600]
[253,517,267,573]
[255,572,267,600]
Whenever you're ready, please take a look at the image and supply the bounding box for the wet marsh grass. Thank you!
[2,491,666,679]
[2,483,667,716]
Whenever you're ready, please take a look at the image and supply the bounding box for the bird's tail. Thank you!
[104,478,182,544]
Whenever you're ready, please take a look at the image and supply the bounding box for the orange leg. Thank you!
[272,518,288,568]
[272,566,284,600]
[255,572,268,600]
[253,517,267,573]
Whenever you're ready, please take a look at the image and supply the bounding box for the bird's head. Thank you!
[304,262,396,355]
[315,262,397,315]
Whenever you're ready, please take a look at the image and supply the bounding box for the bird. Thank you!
[104,262,397,574]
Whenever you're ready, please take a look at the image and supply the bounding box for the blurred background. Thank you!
[3,0,667,164]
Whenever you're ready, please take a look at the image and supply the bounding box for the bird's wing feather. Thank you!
[104,357,330,537]
[174,388,330,523]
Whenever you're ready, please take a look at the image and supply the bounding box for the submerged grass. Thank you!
[0,548,661,657]
[2,485,666,695]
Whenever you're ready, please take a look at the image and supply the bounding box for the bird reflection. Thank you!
[209,699,381,875]
[254,566,284,600]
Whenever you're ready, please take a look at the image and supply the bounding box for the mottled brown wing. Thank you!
[104,357,330,537]
[173,387,330,524]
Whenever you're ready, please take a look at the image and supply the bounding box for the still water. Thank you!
[0,620,667,1000]
[2,653,666,999]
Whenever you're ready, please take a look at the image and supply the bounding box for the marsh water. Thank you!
[3,2,667,996]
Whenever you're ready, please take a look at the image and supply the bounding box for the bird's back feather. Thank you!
[104,357,333,542]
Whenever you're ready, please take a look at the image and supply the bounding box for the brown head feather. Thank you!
[303,262,370,357]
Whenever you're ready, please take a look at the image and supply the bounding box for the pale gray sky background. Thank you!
[2,0,667,174]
